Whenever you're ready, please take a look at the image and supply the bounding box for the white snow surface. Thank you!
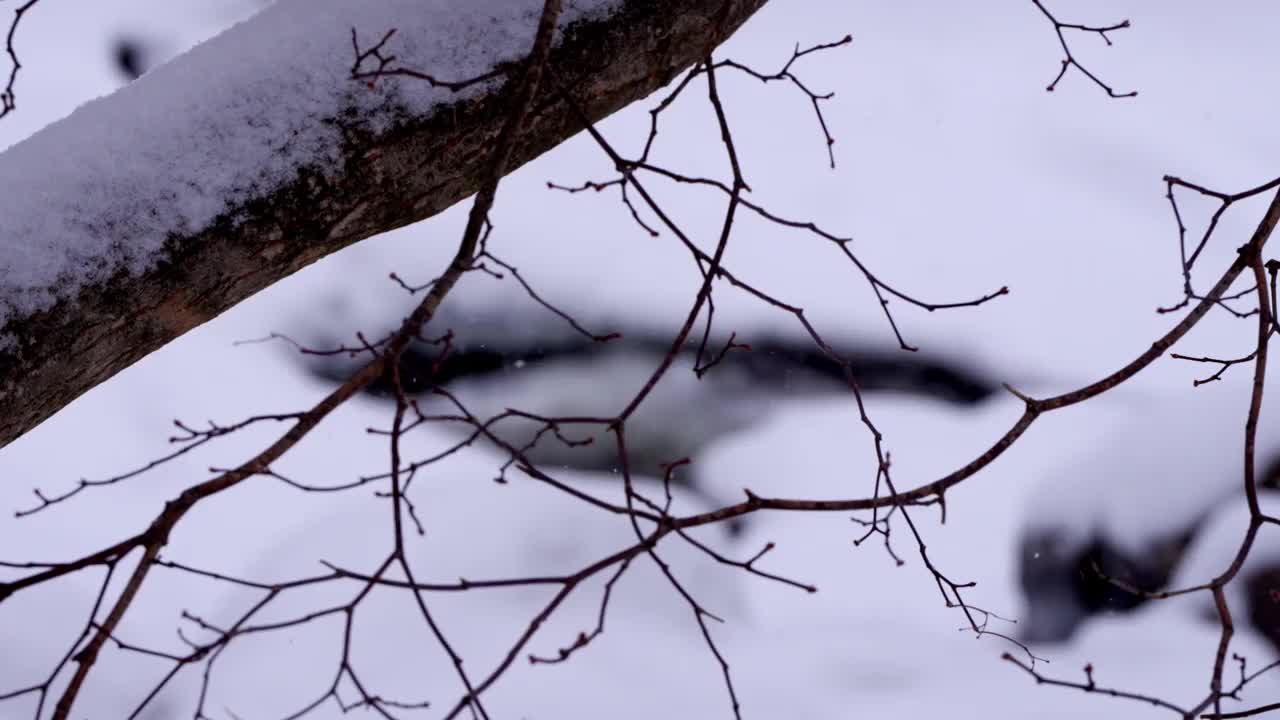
[1021,385,1280,555]
[0,0,619,327]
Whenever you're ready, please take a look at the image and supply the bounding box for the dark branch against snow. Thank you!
[0,0,40,122]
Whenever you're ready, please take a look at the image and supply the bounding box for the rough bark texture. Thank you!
[0,0,769,449]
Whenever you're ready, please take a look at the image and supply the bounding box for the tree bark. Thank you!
[0,0,768,449]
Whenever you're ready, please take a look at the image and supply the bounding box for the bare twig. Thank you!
[1031,0,1135,98]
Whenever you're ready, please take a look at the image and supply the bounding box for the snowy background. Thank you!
[2,0,1280,718]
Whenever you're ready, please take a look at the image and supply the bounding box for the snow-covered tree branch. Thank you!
[0,0,766,449]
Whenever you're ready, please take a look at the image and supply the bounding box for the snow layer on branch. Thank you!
[0,0,619,328]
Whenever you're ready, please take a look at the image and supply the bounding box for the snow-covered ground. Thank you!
[3,1,1280,718]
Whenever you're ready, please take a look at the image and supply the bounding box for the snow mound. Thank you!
[1020,386,1280,555]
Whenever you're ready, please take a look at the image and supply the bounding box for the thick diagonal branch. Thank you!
[0,0,769,450]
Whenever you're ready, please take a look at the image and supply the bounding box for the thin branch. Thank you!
[0,0,40,121]
[1031,0,1135,98]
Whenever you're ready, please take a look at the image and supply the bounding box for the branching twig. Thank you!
[1031,0,1135,98]
[0,0,40,121]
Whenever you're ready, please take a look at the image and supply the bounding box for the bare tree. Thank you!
[3,2,1280,720]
